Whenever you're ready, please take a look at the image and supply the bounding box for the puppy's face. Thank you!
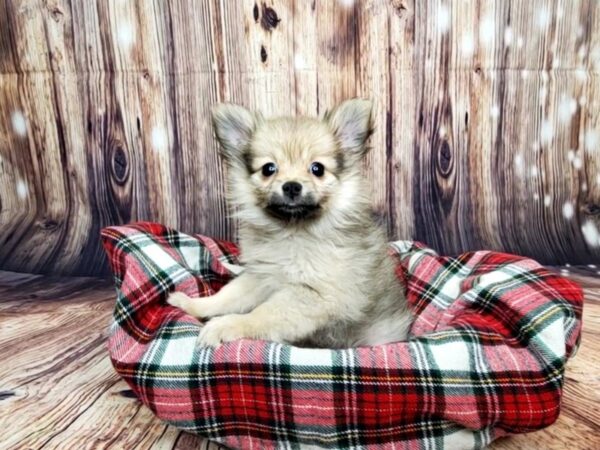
[212,99,373,224]
[246,119,341,220]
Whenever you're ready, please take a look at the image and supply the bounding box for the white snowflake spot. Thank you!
[541,71,549,83]
[582,220,600,247]
[562,201,574,220]
[460,33,475,57]
[520,70,529,80]
[539,85,548,101]
[591,47,600,71]
[439,125,447,138]
[558,96,577,123]
[579,96,587,106]
[338,0,355,8]
[11,111,27,137]
[151,126,168,152]
[565,263,571,268]
[294,53,307,70]
[575,68,587,82]
[572,155,583,170]
[582,182,588,192]
[530,166,539,178]
[117,22,136,50]
[584,129,599,153]
[517,37,524,48]
[544,195,551,207]
[514,153,525,175]
[576,24,585,38]
[16,179,28,199]
[588,264,597,269]
[540,119,554,144]
[490,105,500,119]
[567,150,575,162]
[551,58,560,69]
[504,27,513,46]
[537,8,552,29]
[533,193,540,201]
[537,8,552,30]
[437,4,451,34]
[479,15,495,46]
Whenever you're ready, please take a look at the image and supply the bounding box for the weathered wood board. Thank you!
[0,267,598,449]
[1,0,600,275]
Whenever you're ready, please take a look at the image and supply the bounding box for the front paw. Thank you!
[197,315,253,348]
[167,291,192,309]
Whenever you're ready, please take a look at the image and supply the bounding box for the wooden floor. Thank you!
[0,268,598,450]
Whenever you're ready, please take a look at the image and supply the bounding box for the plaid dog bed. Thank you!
[101,222,583,450]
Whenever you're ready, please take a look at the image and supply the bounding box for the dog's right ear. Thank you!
[211,104,260,162]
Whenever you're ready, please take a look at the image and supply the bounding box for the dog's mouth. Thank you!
[265,201,321,221]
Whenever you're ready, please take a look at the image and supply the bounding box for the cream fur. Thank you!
[168,99,413,348]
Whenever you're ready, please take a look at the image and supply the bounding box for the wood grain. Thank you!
[1,0,600,275]
[0,268,598,449]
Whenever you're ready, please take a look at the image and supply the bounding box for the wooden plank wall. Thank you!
[0,0,599,276]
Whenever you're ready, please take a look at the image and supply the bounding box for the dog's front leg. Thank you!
[167,272,263,319]
[196,284,328,347]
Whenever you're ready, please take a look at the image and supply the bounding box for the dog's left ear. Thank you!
[211,103,262,164]
[325,99,373,156]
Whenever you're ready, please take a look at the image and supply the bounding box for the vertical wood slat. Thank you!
[0,0,599,275]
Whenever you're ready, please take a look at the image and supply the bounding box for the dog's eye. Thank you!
[310,162,325,177]
[261,163,277,177]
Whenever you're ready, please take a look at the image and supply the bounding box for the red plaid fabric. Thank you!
[101,222,583,449]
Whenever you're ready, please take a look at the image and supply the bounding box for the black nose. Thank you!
[282,181,302,200]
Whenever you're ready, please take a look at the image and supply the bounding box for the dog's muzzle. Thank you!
[266,195,320,221]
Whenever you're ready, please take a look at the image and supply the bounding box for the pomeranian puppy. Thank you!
[168,99,412,348]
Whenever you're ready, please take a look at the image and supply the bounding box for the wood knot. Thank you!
[583,203,600,216]
[260,3,280,31]
[38,218,59,230]
[253,3,259,22]
[437,140,453,177]
[50,7,64,22]
[111,146,129,185]
[0,391,16,401]
[391,0,407,17]
[260,45,268,63]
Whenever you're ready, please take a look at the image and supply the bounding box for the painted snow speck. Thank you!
[584,129,599,153]
[437,4,451,34]
[294,53,307,70]
[151,126,168,152]
[479,15,495,45]
[460,33,475,57]
[11,111,27,137]
[562,201,575,220]
[16,179,28,200]
[558,96,577,123]
[582,220,600,247]
[117,22,136,49]
[503,27,513,46]
[540,120,554,144]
